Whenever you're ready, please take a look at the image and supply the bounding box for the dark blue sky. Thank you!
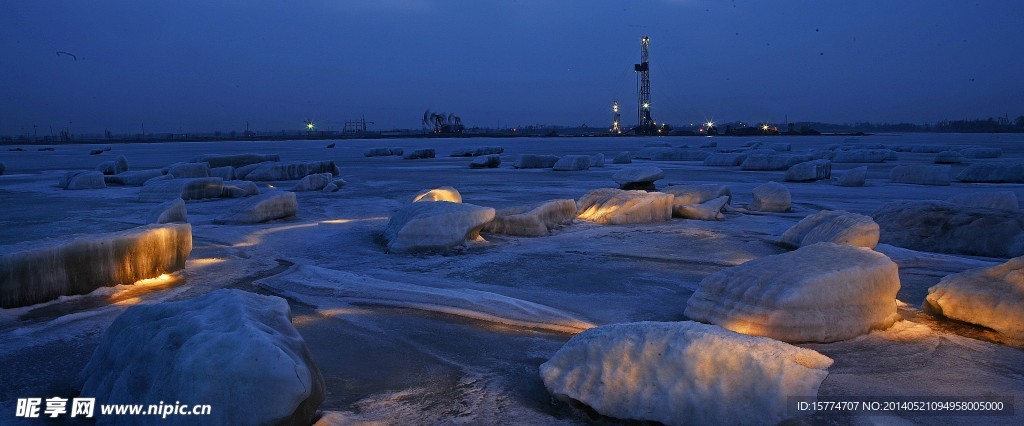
[2,0,1022,135]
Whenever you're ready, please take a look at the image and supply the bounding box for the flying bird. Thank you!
[56,51,77,61]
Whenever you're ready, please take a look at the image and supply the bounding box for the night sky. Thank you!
[2,0,1022,135]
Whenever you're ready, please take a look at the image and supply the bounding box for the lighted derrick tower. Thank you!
[634,36,656,135]
[611,101,622,134]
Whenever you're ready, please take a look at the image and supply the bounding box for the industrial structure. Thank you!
[422,109,464,134]
[633,36,658,135]
[610,101,622,134]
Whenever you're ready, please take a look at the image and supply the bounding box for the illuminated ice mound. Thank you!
[611,166,663,190]
[138,177,224,202]
[779,210,880,249]
[256,264,594,334]
[684,242,900,342]
[384,201,495,253]
[148,198,187,224]
[748,181,791,212]
[0,223,192,308]
[946,191,1019,210]
[74,289,324,425]
[482,199,577,237]
[889,164,951,186]
[924,256,1024,340]
[674,195,729,221]
[213,191,297,225]
[784,159,831,182]
[873,200,1024,257]
[539,321,833,426]
[412,186,462,203]
[239,160,339,181]
[576,188,673,225]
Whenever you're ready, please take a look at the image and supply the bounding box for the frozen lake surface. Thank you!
[2,133,1024,424]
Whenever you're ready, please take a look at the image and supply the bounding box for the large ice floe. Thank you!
[684,242,900,342]
[481,199,577,237]
[873,200,1024,257]
[0,223,192,308]
[748,181,791,212]
[513,154,560,169]
[674,196,729,220]
[784,159,831,182]
[138,177,224,202]
[213,191,298,225]
[552,155,591,171]
[238,160,339,181]
[166,162,211,178]
[74,289,324,425]
[256,264,594,333]
[384,201,495,252]
[741,154,813,171]
[411,186,462,203]
[105,169,164,186]
[575,188,673,225]
[539,321,833,425]
[58,170,106,190]
[833,166,867,187]
[661,184,731,205]
[923,256,1024,340]
[779,210,880,249]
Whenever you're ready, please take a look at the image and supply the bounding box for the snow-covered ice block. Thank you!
[552,155,591,171]
[191,153,280,168]
[832,149,892,163]
[403,148,436,159]
[59,171,106,190]
[780,210,879,249]
[785,159,831,182]
[873,200,1024,257]
[241,160,339,181]
[0,223,192,308]
[749,181,791,212]
[482,199,577,237]
[167,162,211,178]
[74,289,324,425]
[576,188,673,225]
[934,151,966,164]
[768,142,792,152]
[139,177,224,202]
[685,242,900,342]
[412,186,462,203]
[292,173,332,191]
[256,264,594,333]
[612,151,631,164]
[633,147,710,161]
[590,153,605,167]
[469,154,501,168]
[740,154,814,171]
[833,166,867,187]
[148,198,187,224]
[221,180,260,198]
[450,146,503,157]
[209,165,235,180]
[214,191,297,224]
[539,321,833,425]
[364,147,403,157]
[106,169,163,186]
[946,191,1018,210]
[959,147,1002,159]
[384,201,495,253]
[96,155,128,175]
[702,152,748,166]
[890,164,951,186]
[674,195,729,221]
[612,166,663,190]
[513,154,560,169]
[956,162,1024,183]
[924,256,1024,340]
[662,184,731,205]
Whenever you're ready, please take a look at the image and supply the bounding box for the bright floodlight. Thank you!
[643,103,650,108]
[306,122,314,130]
[706,121,715,128]
[761,124,770,131]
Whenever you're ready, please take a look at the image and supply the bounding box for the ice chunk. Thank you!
[221,180,260,198]
[768,142,792,151]
[74,289,324,425]
[873,200,1024,257]
[785,159,831,182]
[959,147,1001,159]
[256,264,594,333]
[105,169,163,186]
[612,151,631,164]
[469,154,501,168]
[292,173,332,191]
[167,162,211,178]
[191,153,280,168]
[740,154,814,171]
[576,188,673,224]
[139,177,224,202]
[611,166,664,190]
[412,186,462,203]
[148,198,187,224]
[364,147,404,157]
[450,146,503,157]
[702,152,748,166]
[833,166,867,187]
[589,153,605,167]
[924,256,1024,340]
[749,181,791,212]
[946,191,1018,210]
[832,149,893,163]
[684,242,900,342]
[552,155,591,171]
[890,164,951,186]
[779,210,879,249]
[209,165,235,180]
[213,191,298,224]
[384,201,495,253]
[95,155,128,175]
[513,154,560,169]
[241,160,339,181]
[539,321,833,425]
[59,171,106,190]
[0,223,192,308]
[403,148,436,159]
[674,195,729,220]
[956,162,1024,183]
[482,199,577,237]
[662,184,731,205]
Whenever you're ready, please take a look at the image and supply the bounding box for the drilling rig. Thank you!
[610,101,622,134]
[634,36,658,135]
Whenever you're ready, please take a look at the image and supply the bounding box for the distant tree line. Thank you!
[793,115,1024,133]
